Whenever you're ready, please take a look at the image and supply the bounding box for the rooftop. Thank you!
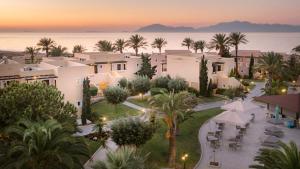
[230,50,262,57]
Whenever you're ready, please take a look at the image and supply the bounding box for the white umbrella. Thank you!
[213,110,248,126]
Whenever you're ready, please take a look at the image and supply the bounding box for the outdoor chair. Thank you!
[236,125,241,130]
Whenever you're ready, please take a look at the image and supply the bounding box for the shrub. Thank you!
[150,87,168,96]
[241,80,250,86]
[152,76,170,89]
[103,86,128,113]
[118,78,128,88]
[111,118,155,147]
[89,86,98,96]
[168,77,188,93]
[187,87,200,97]
[216,88,226,95]
[132,76,151,95]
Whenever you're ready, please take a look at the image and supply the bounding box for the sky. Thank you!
[0,0,300,32]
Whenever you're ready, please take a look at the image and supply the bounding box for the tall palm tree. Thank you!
[50,45,68,56]
[255,52,284,91]
[37,38,55,57]
[113,39,128,54]
[92,146,149,169]
[181,37,193,50]
[250,141,300,169]
[192,40,206,53]
[95,40,115,52]
[25,46,40,63]
[149,91,195,168]
[127,34,147,56]
[72,45,86,55]
[0,119,90,169]
[151,37,167,54]
[229,32,248,77]
[292,45,300,53]
[209,33,231,57]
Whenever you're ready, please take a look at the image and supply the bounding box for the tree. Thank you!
[168,77,188,93]
[127,34,147,56]
[132,76,151,97]
[73,45,86,55]
[114,39,128,53]
[209,33,231,57]
[0,119,90,169]
[103,86,128,113]
[149,91,197,168]
[25,46,40,63]
[92,146,149,169]
[37,37,55,57]
[285,55,300,81]
[95,40,115,52]
[111,118,155,147]
[152,76,171,89]
[255,52,285,92]
[118,78,128,88]
[181,37,193,50]
[135,54,157,79]
[89,86,98,96]
[192,40,206,53]
[199,56,208,96]
[249,141,300,169]
[82,77,91,125]
[249,55,254,79]
[0,82,77,130]
[152,37,167,54]
[206,79,213,97]
[229,32,248,77]
[50,45,68,56]
[292,45,300,53]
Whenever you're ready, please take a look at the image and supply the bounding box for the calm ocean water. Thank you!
[0,32,300,53]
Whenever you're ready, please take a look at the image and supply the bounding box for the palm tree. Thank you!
[96,40,115,52]
[37,38,55,57]
[113,39,128,54]
[229,32,248,77]
[151,38,167,54]
[127,34,147,56]
[149,91,195,168]
[192,40,206,53]
[25,46,40,63]
[209,33,231,57]
[92,146,149,169]
[50,45,68,56]
[72,45,86,55]
[0,119,90,169]
[182,37,193,50]
[292,45,300,53]
[250,141,300,169]
[255,52,284,91]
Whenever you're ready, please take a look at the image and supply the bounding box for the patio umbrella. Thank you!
[213,110,248,126]
[274,105,280,122]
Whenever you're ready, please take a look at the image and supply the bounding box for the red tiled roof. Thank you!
[254,94,300,113]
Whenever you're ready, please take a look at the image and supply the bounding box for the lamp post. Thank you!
[181,153,188,169]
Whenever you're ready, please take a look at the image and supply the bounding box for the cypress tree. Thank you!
[199,56,208,96]
[249,55,254,79]
[135,54,157,79]
[81,77,91,125]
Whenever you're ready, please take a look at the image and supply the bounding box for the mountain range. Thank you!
[136,21,300,32]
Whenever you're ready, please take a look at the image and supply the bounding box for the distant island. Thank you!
[136,21,300,32]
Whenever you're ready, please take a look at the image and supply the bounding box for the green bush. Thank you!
[103,86,128,111]
[187,87,200,97]
[132,76,151,95]
[111,118,155,147]
[89,86,98,96]
[150,87,168,96]
[118,78,128,88]
[241,80,250,86]
[152,76,170,89]
[168,77,188,93]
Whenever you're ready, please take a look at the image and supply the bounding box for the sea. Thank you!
[0,32,300,53]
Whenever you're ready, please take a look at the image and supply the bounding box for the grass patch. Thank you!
[141,108,223,169]
[127,96,151,108]
[91,100,141,121]
[197,96,225,104]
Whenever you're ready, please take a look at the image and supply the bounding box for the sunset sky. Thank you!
[0,0,300,31]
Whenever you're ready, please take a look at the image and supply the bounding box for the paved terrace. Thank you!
[195,83,300,169]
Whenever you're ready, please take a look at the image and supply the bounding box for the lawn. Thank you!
[91,100,142,121]
[141,108,223,169]
[197,96,225,104]
[127,96,151,108]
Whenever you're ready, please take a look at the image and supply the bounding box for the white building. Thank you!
[165,50,240,90]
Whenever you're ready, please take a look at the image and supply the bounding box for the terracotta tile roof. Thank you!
[254,94,300,113]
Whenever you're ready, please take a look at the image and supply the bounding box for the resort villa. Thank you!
[150,53,167,77]
[165,50,240,90]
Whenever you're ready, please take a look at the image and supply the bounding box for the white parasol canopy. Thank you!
[213,110,249,126]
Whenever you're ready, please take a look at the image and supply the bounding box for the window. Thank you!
[217,65,222,71]
[78,101,81,106]
[117,64,121,70]
[43,80,50,85]
[137,64,139,67]
[94,65,98,73]
[123,64,126,70]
